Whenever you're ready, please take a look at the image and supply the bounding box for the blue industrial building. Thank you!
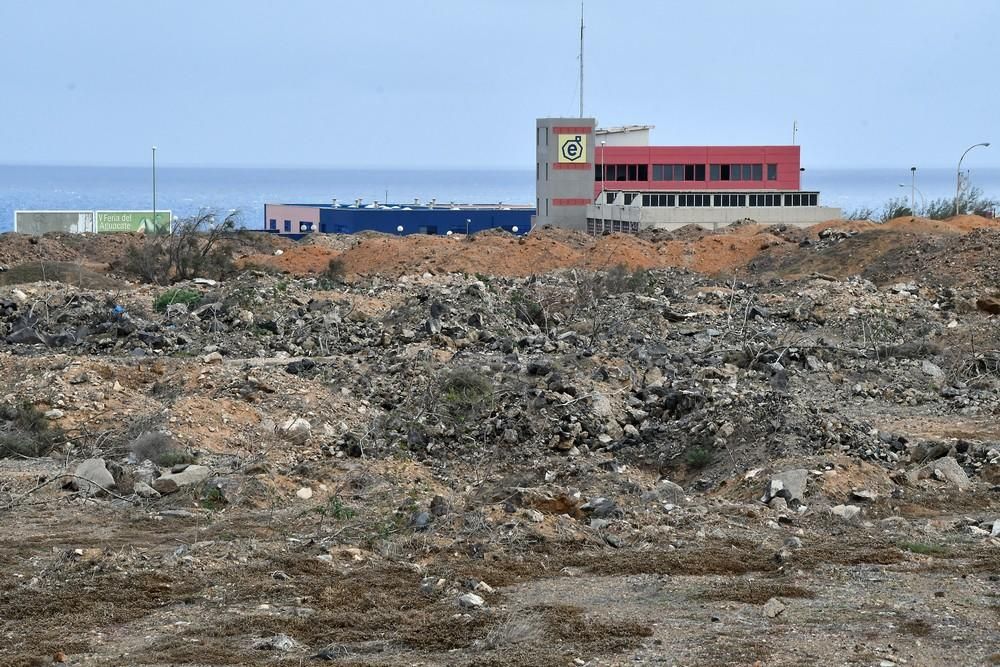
[264,202,535,238]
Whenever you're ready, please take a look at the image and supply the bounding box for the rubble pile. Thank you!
[1,224,999,666]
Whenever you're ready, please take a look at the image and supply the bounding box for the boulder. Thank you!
[152,464,211,494]
[280,417,312,444]
[133,481,161,499]
[73,459,115,495]
[906,456,971,490]
[458,593,485,609]
[831,504,861,522]
[762,597,786,619]
[762,469,808,506]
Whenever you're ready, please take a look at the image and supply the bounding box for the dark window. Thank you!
[637,164,648,181]
[667,194,676,206]
[710,164,721,180]
[809,193,818,206]
[642,194,650,206]
[595,164,602,181]
[784,194,794,206]
[606,192,615,204]
[283,220,291,232]
[269,218,276,230]
[695,164,706,181]
[752,164,763,180]
[720,164,730,180]
[627,164,638,181]
[742,164,753,180]
[537,162,540,180]
[624,193,636,205]
[684,164,695,181]
[767,163,777,180]
[713,194,722,206]
[617,164,627,181]
[545,163,548,180]
[738,194,746,206]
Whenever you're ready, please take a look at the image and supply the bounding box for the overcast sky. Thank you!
[0,0,997,169]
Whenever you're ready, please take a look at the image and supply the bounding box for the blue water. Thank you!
[2,165,999,232]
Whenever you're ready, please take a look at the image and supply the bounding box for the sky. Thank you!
[0,0,997,170]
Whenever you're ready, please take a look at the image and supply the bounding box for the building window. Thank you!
[752,164,762,180]
[545,163,549,181]
[269,218,277,230]
[616,164,627,181]
[595,164,602,181]
[767,163,778,180]
[809,193,818,206]
[627,164,637,181]
[606,192,615,204]
[637,164,648,181]
[624,193,636,205]
[283,220,291,232]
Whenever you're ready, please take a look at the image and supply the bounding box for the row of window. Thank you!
[586,219,640,234]
[597,163,781,182]
[616,192,820,208]
[269,218,315,233]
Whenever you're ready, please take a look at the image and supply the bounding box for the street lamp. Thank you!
[898,183,925,211]
[955,142,990,216]
[151,146,157,232]
[511,226,519,234]
[465,218,471,235]
[909,166,916,214]
[599,139,606,236]
[396,225,403,236]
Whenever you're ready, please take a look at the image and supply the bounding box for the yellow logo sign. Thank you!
[558,134,587,163]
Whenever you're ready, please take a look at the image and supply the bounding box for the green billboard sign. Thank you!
[95,211,171,234]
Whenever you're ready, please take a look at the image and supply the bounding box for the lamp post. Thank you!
[599,139,606,235]
[898,183,925,211]
[955,142,990,216]
[909,166,916,215]
[151,146,157,231]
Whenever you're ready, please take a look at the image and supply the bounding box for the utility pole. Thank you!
[579,2,584,118]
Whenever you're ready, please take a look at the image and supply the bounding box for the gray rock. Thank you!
[850,488,877,502]
[831,504,861,522]
[74,458,116,495]
[411,511,433,531]
[768,497,788,512]
[783,536,803,549]
[992,519,1000,538]
[906,456,971,490]
[762,469,808,505]
[762,597,786,619]
[581,497,621,519]
[133,481,161,499]
[252,634,298,652]
[420,577,446,594]
[655,479,685,504]
[921,360,945,379]
[280,417,312,444]
[152,464,211,494]
[458,592,484,609]
[44,409,64,419]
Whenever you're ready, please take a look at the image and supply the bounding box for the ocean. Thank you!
[2,165,999,233]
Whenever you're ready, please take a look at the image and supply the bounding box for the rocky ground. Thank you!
[1,219,999,666]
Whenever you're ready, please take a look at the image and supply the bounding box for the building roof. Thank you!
[596,125,655,135]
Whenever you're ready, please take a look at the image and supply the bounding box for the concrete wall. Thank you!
[586,203,841,231]
[535,117,596,231]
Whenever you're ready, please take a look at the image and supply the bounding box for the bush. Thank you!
[154,288,202,313]
[0,402,64,458]
[121,210,240,284]
[129,431,193,466]
[438,368,494,429]
[685,446,713,469]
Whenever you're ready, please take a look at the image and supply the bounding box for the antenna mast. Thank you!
[579,2,584,118]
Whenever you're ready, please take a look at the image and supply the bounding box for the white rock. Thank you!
[74,458,115,495]
[203,351,224,364]
[992,519,1000,537]
[525,509,544,523]
[133,481,161,498]
[296,487,313,500]
[831,504,861,522]
[458,593,484,609]
[152,465,211,494]
[280,417,312,444]
[44,409,64,419]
